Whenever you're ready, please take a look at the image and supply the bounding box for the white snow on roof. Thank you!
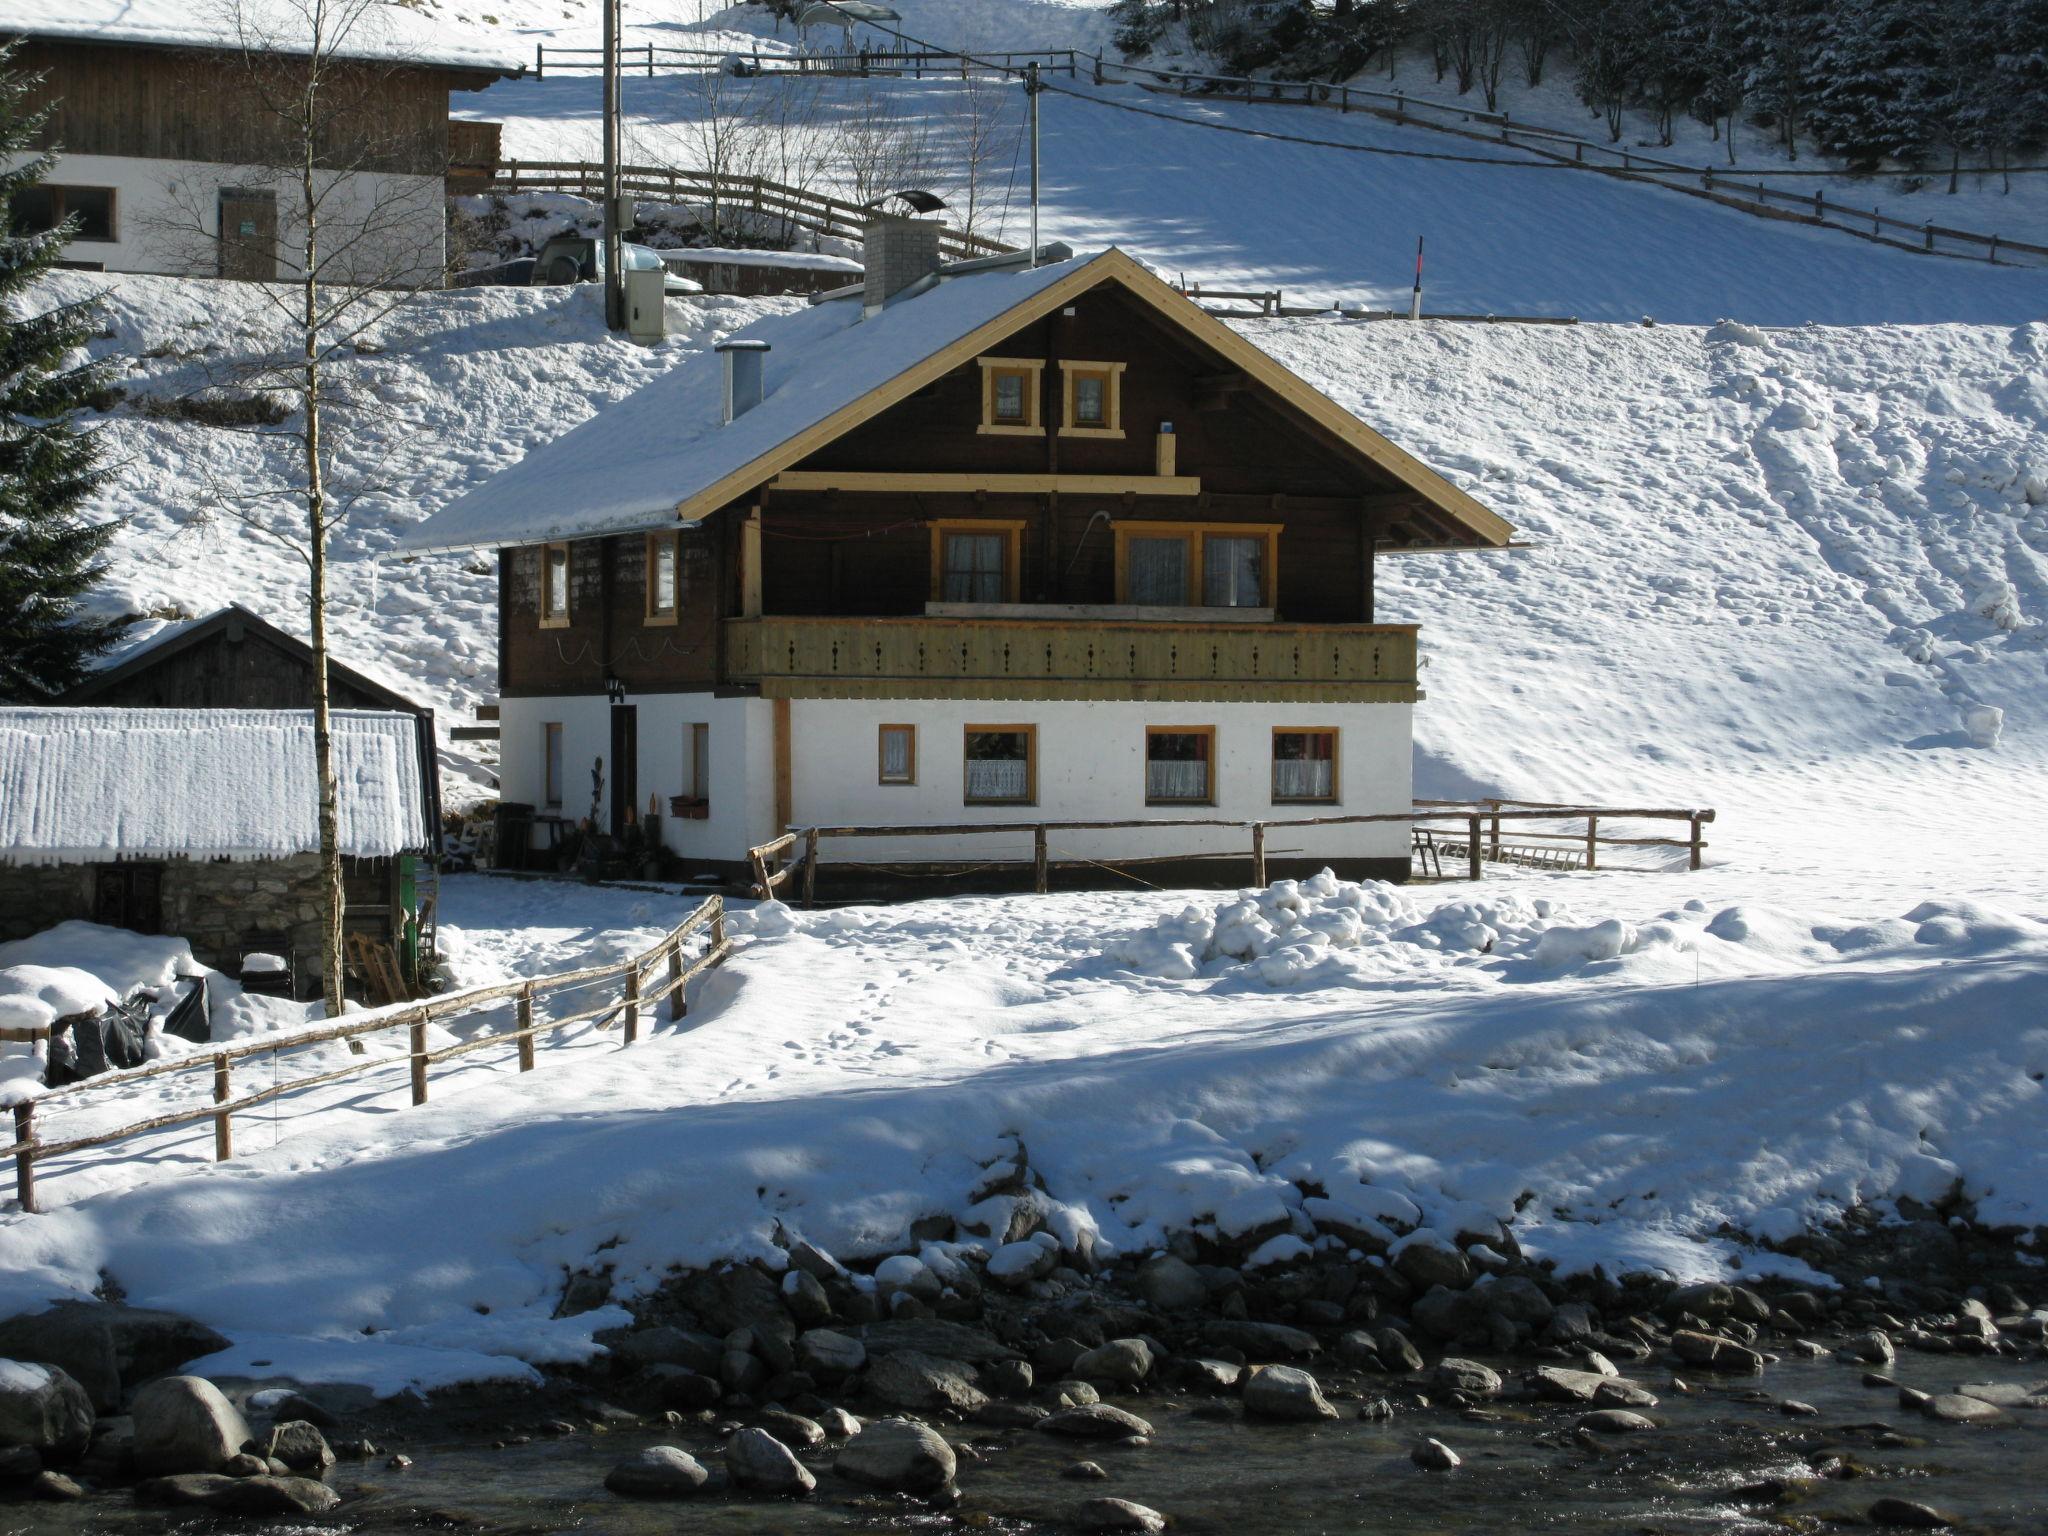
[0,0,524,73]
[660,248,864,273]
[0,708,431,864]
[397,253,1095,555]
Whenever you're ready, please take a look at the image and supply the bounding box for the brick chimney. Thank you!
[862,211,942,319]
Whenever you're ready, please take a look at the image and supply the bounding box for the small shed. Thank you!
[0,708,436,992]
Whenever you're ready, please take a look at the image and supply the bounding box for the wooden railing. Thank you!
[465,161,1011,260]
[531,41,1082,81]
[5,896,732,1216]
[722,616,1420,702]
[747,803,1715,901]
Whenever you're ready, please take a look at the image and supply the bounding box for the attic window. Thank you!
[1059,361,1126,439]
[977,357,1044,436]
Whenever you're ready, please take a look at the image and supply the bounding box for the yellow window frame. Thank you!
[928,518,1027,604]
[1059,359,1127,439]
[977,356,1045,436]
[1111,521,1281,607]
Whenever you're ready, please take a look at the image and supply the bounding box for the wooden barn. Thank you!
[399,230,1515,885]
[0,0,519,280]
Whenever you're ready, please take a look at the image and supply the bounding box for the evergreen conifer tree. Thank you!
[0,48,127,704]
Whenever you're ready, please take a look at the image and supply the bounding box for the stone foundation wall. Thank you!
[0,864,95,944]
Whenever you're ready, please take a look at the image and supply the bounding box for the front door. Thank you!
[218,190,278,281]
[609,705,638,839]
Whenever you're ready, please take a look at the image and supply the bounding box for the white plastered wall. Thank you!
[10,152,447,283]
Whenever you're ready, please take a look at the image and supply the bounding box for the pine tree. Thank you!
[0,48,127,703]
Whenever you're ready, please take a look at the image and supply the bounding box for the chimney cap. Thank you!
[715,338,772,353]
[866,188,947,215]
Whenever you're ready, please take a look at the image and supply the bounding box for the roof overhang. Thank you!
[396,513,704,560]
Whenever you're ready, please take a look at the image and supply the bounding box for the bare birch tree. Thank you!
[145,0,451,1016]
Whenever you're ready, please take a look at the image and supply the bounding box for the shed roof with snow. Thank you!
[397,247,1514,556]
[0,708,434,865]
[0,0,525,74]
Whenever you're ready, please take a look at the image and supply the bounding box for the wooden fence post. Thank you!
[623,968,641,1046]
[1251,822,1268,887]
[12,1103,34,1215]
[668,935,686,1022]
[1689,814,1704,871]
[712,897,726,950]
[517,984,536,1071]
[1585,814,1599,871]
[1488,801,1502,861]
[1033,826,1049,893]
[410,1021,428,1106]
[803,828,819,909]
[1467,815,1483,881]
[213,1055,232,1162]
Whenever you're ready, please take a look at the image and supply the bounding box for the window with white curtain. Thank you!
[1204,535,1265,607]
[1146,729,1214,803]
[879,725,915,785]
[942,531,1008,604]
[965,728,1034,804]
[1126,536,1190,606]
[541,543,570,626]
[646,533,679,621]
[1272,729,1337,803]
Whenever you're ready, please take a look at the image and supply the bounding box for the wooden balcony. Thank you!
[722,615,1420,702]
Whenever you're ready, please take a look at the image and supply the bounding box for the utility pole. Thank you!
[1025,61,1044,268]
[601,0,625,330]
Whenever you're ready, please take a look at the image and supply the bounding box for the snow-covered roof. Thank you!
[0,0,524,74]
[397,247,1513,557]
[0,708,432,864]
[660,248,864,273]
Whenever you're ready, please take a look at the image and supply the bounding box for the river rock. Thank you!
[1201,1321,1319,1361]
[1174,1357,1241,1390]
[864,1352,987,1414]
[1079,1496,1167,1532]
[1483,1276,1554,1328]
[987,1239,1059,1287]
[1920,1392,2005,1424]
[611,1325,722,1376]
[756,1410,826,1448]
[1671,1331,1764,1374]
[795,1329,866,1377]
[1839,1329,1896,1366]
[1577,1409,1657,1434]
[605,1445,710,1497]
[0,1305,228,1416]
[265,1420,333,1473]
[1038,1404,1154,1440]
[642,1364,722,1410]
[1075,1340,1153,1387]
[725,1427,815,1495]
[1530,1367,1611,1403]
[1393,1237,1473,1293]
[131,1376,255,1475]
[1954,1381,2048,1410]
[781,1270,832,1328]
[0,1444,39,1479]
[1056,1380,1101,1407]
[1433,1359,1502,1399]
[1410,1437,1461,1469]
[1376,1327,1425,1372]
[985,1358,1034,1396]
[1544,1303,1597,1345]
[1593,1380,1660,1410]
[1869,1495,1954,1528]
[859,1319,1021,1364]
[1064,1460,1109,1480]
[137,1472,341,1514]
[834,1417,956,1494]
[1134,1254,1208,1312]
[31,1470,83,1500]
[0,1361,93,1464]
[221,1452,268,1477]
[675,1265,791,1337]
[1243,1364,1338,1421]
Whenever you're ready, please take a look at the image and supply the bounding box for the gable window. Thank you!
[540,542,571,628]
[14,184,115,242]
[964,725,1035,805]
[930,519,1025,605]
[543,722,565,808]
[1114,523,1279,609]
[645,532,679,624]
[879,724,916,785]
[977,357,1044,436]
[1146,726,1215,804]
[1272,728,1337,804]
[1059,360,1126,438]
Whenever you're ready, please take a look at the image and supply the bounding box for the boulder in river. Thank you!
[604,1446,710,1497]
[1671,1331,1764,1374]
[864,1351,987,1414]
[1410,1437,1461,1470]
[1433,1359,1503,1399]
[1133,1255,1207,1312]
[1242,1364,1338,1422]
[136,1472,340,1515]
[0,1361,93,1464]
[724,1427,816,1495]
[1078,1496,1168,1531]
[1577,1409,1657,1434]
[1919,1393,2005,1425]
[1074,1340,1153,1387]
[1037,1404,1154,1440]
[834,1418,956,1495]
[131,1376,252,1475]
[1868,1495,1954,1528]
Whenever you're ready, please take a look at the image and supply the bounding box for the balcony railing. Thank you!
[723,615,1420,701]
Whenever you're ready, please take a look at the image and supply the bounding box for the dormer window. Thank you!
[977,357,1043,436]
[1060,361,1126,439]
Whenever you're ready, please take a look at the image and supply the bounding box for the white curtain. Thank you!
[880,728,912,781]
[1127,537,1188,606]
[1204,535,1264,607]
[1273,758,1333,800]
[1147,759,1210,800]
[966,759,1029,800]
[943,532,1005,603]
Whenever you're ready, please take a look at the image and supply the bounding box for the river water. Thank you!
[10,1353,2044,1534]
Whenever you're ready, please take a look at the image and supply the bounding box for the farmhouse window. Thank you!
[930,519,1025,604]
[15,184,115,242]
[1146,727,1215,804]
[964,725,1035,805]
[541,543,571,627]
[977,357,1044,435]
[1059,361,1126,438]
[1272,728,1338,803]
[879,724,916,785]
[1114,523,1279,608]
[543,722,565,808]
[645,532,679,623]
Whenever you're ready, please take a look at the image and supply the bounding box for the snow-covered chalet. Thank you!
[401,230,1514,884]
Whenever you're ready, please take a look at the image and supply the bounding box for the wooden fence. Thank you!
[532,41,1082,81]
[747,802,1714,903]
[5,896,732,1216]
[466,161,1012,261]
